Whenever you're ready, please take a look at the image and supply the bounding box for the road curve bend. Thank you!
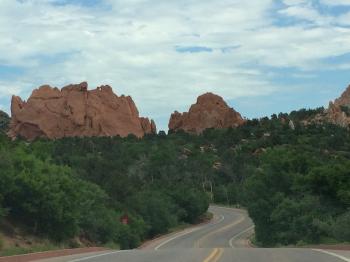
[36,205,350,262]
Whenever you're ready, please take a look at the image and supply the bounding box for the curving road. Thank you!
[38,206,350,262]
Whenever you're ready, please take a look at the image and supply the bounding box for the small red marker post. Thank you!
[120,214,129,225]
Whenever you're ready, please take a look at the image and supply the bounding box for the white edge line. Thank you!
[313,249,350,262]
[154,215,225,250]
[209,215,225,227]
[229,225,255,248]
[69,250,129,262]
[154,228,201,250]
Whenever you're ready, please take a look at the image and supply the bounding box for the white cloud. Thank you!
[320,0,350,6]
[278,5,329,25]
[337,11,350,25]
[0,0,349,130]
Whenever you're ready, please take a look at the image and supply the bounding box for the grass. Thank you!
[0,237,90,257]
[0,239,121,257]
[248,234,257,247]
[201,211,214,222]
[103,242,120,250]
[168,223,191,234]
[0,242,63,257]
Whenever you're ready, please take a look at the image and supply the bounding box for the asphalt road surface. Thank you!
[37,205,350,262]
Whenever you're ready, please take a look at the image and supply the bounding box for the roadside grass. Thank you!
[0,232,117,257]
[0,241,64,257]
[103,242,120,250]
[249,234,258,247]
[252,236,350,249]
[296,237,350,249]
[0,239,121,257]
[167,223,191,234]
[200,211,214,223]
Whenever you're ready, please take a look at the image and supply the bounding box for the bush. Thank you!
[332,212,350,242]
[0,146,117,243]
[0,203,6,220]
[127,191,177,237]
[172,187,209,224]
[116,224,141,250]
[0,234,3,251]
[0,111,10,133]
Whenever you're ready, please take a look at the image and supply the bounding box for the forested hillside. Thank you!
[0,107,349,251]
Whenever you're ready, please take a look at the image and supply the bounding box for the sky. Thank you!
[0,0,350,131]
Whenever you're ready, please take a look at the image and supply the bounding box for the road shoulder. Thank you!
[0,247,109,262]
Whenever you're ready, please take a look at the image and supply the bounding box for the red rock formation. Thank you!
[168,92,245,134]
[333,85,350,107]
[327,84,350,127]
[9,82,156,140]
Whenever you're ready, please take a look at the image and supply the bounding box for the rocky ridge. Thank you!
[9,82,156,140]
[326,85,350,127]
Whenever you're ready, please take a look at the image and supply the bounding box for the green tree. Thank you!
[332,211,350,242]
[127,191,176,237]
[172,186,209,223]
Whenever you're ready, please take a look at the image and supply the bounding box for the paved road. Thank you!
[37,205,350,262]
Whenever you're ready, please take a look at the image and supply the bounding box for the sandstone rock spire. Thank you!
[168,92,244,134]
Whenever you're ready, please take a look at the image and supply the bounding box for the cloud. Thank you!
[337,11,350,25]
[0,0,349,130]
[175,46,213,53]
[320,0,350,6]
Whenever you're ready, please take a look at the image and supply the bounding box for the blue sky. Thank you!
[0,0,350,131]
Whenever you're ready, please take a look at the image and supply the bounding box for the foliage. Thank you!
[0,107,349,248]
[0,233,3,251]
[0,111,10,133]
[332,211,350,242]
[0,141,121,243]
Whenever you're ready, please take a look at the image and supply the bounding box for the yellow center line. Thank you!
[213,248,224,262]
[195,214,245,248]
[203,248,219,262]
[203,248,224,262]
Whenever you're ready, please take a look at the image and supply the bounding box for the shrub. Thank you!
[127,191,177,237]
[0,234,3,251]
[332,212,350,242]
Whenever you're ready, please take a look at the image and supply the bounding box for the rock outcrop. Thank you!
[9,82,156,140]
[168,92,245,134]
[326,85,350,127]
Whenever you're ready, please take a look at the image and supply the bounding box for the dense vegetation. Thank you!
[0,111,9,133]
[0,123,209,249]
[0,107,349,249]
